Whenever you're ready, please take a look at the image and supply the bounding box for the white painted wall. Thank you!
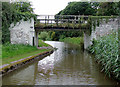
[9,18,35,46]
[84,18,119,49]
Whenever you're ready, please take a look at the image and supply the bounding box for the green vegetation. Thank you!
[2,43,38,59]
[2,2,36,44]
[35,22,91,29]
[0,45,2,63]
[97,2,119,16]
[60,37,84,47]
[88,31,119,80]
[38,40,50,47]
[56,2,97,15]
[57,2,120,16]
[39,32,48,41]
[2,43,51,65]
[38,31,83,41]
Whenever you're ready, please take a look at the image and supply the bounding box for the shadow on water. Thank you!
[2,41,120,85]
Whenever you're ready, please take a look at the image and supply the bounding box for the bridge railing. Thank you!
[35,15,90,29]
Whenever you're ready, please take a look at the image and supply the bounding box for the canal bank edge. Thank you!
[0,49,54,76]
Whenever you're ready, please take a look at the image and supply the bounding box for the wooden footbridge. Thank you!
[35,15,91,31]
[34,15,92,47]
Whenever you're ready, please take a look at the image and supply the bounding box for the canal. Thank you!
[2,41,119,85]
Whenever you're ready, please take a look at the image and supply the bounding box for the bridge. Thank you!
[33,15,92,48]
[35,15,91,31]
[34,15,118,49]
[9,15,119,49]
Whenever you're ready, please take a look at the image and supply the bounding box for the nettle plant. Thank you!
[2,2,37,44]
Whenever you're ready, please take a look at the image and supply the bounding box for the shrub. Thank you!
[39,32,48,41]
[88,31,119,80]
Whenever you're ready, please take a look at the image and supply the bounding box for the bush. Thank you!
[39,32,48,41]
[88,32,119,80]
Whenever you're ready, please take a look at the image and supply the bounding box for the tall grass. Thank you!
[60,37,84,47]
[88,31,120,80]
[2,43,39,59]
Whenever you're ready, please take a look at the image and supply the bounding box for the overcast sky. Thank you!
[29,0,81,15]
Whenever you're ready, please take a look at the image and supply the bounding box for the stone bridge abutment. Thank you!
[84,18,119,49]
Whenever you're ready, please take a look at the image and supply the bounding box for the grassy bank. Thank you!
[38,40,51,47]
[2,41,52,65]
[88,31,119,80]
[60,37,84,47]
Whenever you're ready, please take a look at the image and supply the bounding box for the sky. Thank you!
[29,0,81,15]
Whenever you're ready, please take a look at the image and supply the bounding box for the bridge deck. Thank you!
[35,15,91,30]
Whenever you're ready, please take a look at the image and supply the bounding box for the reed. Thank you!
[88,31,119,80]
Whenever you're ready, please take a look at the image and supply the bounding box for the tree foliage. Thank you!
[2,2,36,44]
[97,2,118,16]
[56,2,120,16]
[56,2,97,15]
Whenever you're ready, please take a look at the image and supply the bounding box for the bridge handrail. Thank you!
[37,19,80,21]
[37,15,89,18]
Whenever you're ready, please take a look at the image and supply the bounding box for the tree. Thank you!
[15,2,33,13]
[97,2,118,16]
[2,2,14,43]
[117,1,120,15]
[2,1,36,44]
[56,2,97,15]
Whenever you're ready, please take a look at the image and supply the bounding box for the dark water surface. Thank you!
[2,41,120,85]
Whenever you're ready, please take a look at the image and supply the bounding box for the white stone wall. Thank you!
[94,18,118,38]
[84,18,119,49]
[9,18,35,46]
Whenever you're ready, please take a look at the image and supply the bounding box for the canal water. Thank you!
[2,41,120,85]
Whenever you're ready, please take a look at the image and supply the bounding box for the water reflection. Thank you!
[2,63,37,85]
[2,41,119,85]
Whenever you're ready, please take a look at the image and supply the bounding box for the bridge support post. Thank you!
[84,28,96,50]
[34,31,39,47]
[84,32,92,50]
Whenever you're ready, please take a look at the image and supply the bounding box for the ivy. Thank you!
[90,16,117,31]
[2,2,37,44]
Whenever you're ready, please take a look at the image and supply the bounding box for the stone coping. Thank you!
[0,50,54,76]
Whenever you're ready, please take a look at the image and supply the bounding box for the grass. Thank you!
[2,49,50,65]
[38,40,51,47]
[88,31,119,80]
[60,37,84,47]
[1,41,52,65]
